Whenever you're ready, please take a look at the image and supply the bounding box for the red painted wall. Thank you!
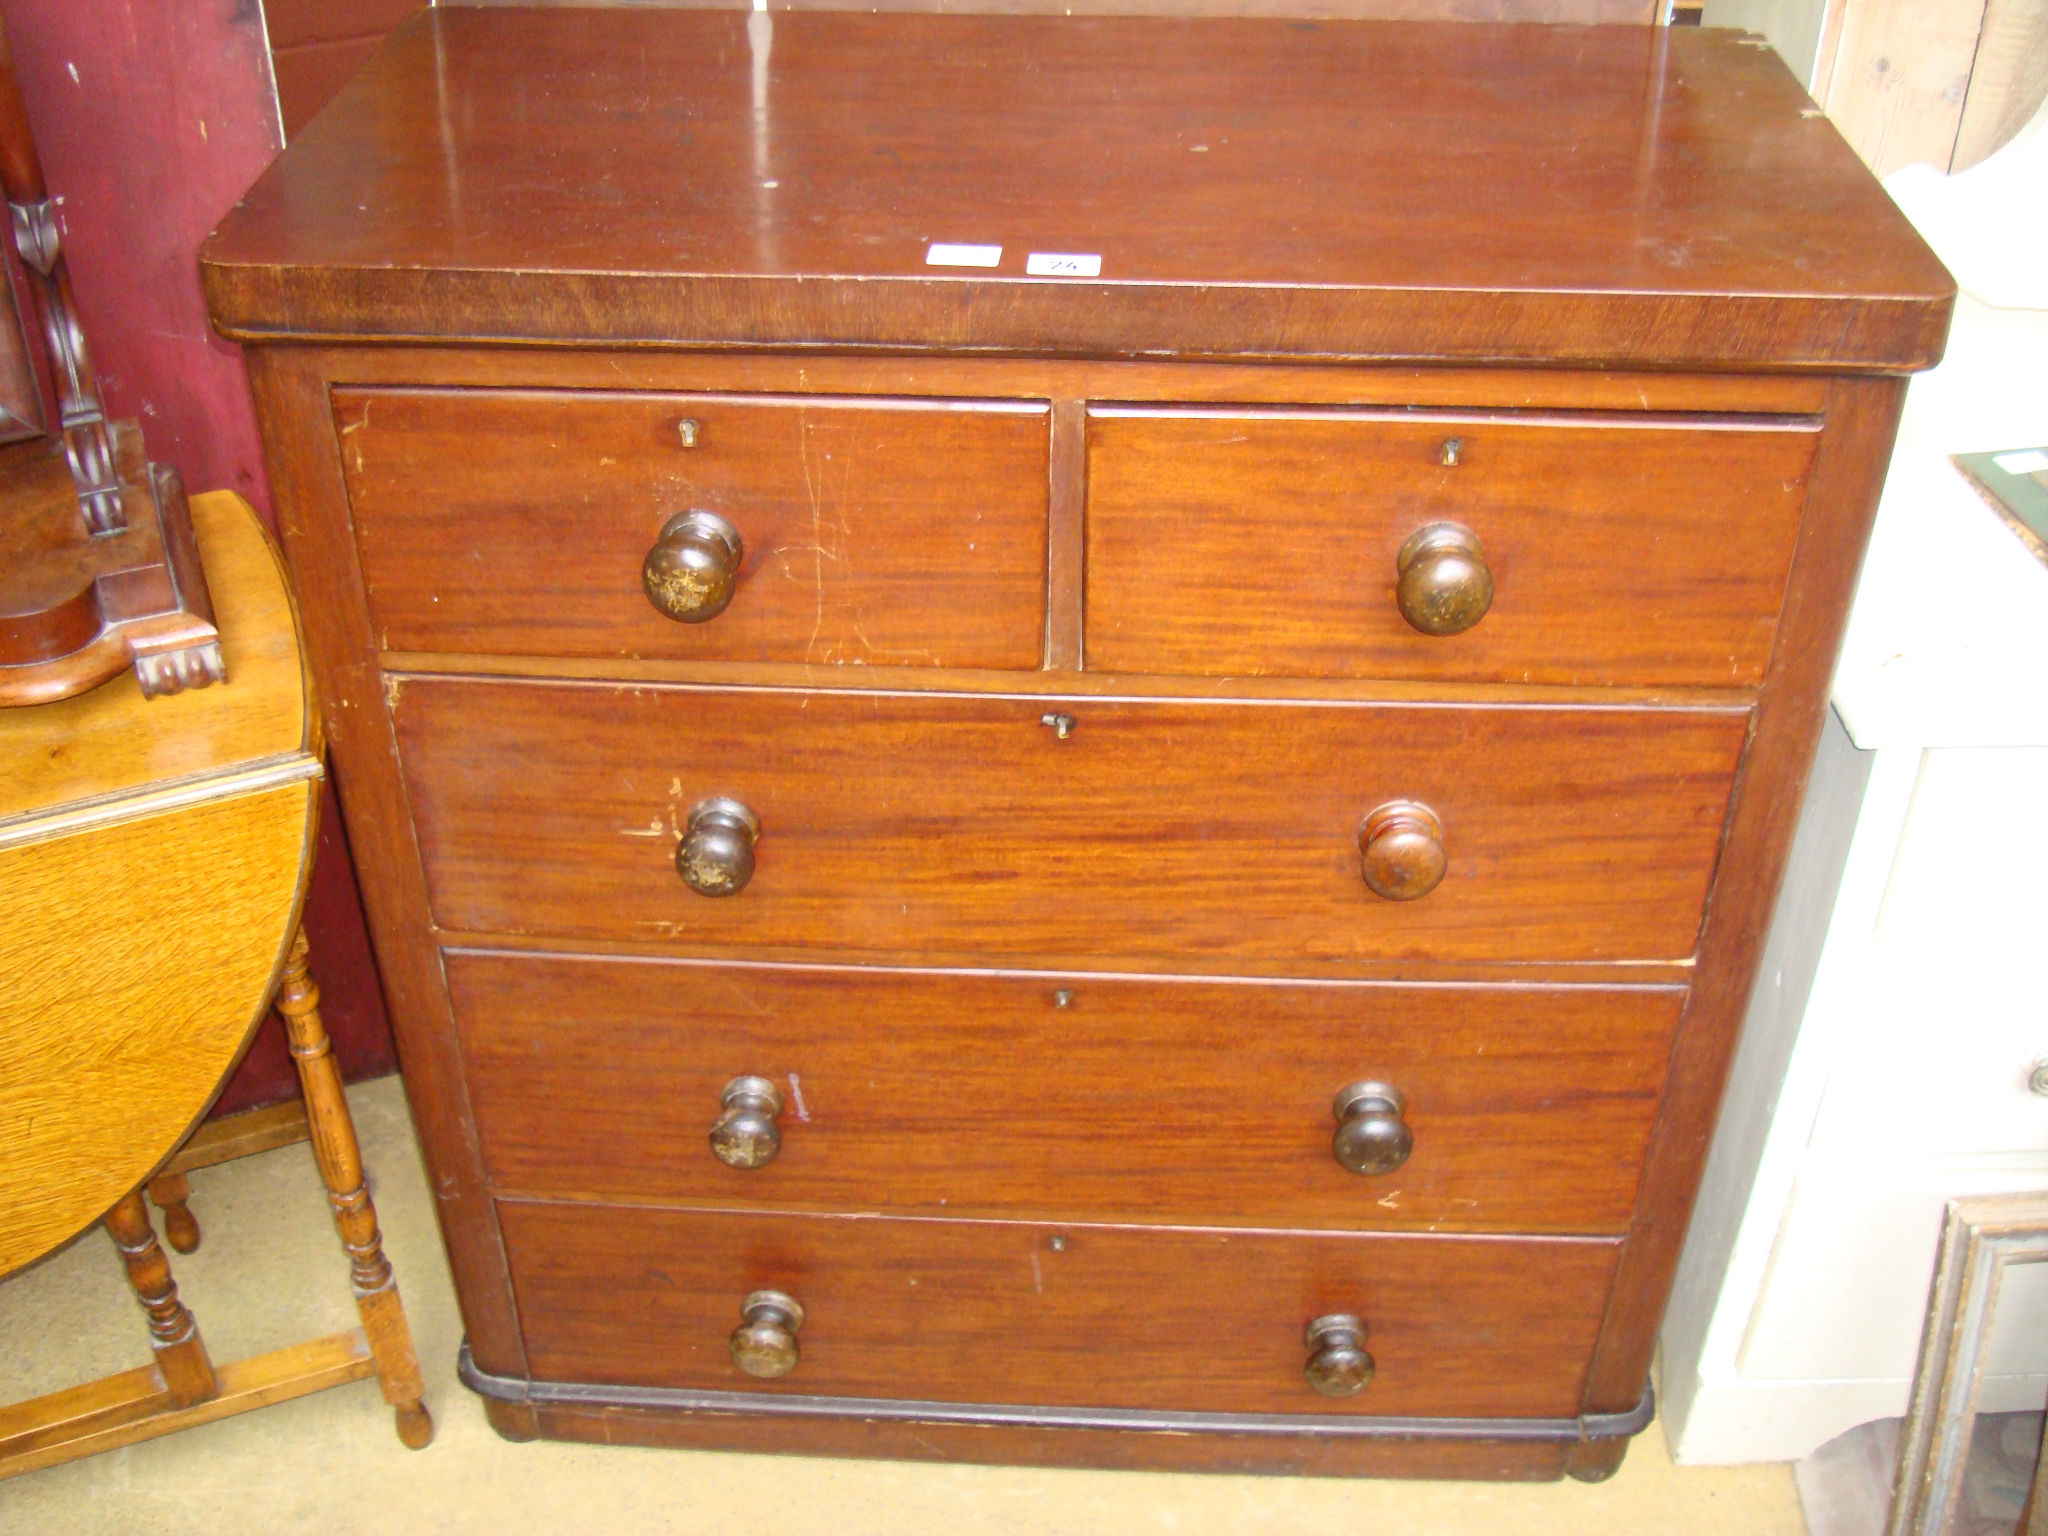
[3,0,397,1109]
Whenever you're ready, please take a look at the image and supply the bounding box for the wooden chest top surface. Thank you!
[201,10,1951,369]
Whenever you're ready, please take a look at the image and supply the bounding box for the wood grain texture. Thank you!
[206,13,1954,1474]
[1820,0,1992,174]
[0,492,318,1280]
[1044,398,1085,670]
[394,678,1746,965]
[102,1188,219,1407]
[243,346,530,1379]
[499,1199,1620,1417]
[0,1330,374,1481]
[1577,376,1910,1412]
[334,388,1048,667]
[1085,407,1818,687]
[157,1099,311,1176]
[434,931,1697,988]
[1950,0,2048,172]
[200,12,1953,369]
[447,949,1683,1234]
[311,346,1836,417]
[0,780,315,1277]
[449,0,1653,18]
[0,491,311,831]
[482,1395,1576,1479]
[383,649,1754,710]
[275,928,434,1446]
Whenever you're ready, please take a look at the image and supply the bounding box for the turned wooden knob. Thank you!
[1395,522,1492,636]
[677,797,760,897]
[1304,1314,1375,1397]
[730,1290,804,1378]
[710,1076,784,1169]
[642,509,744,622]
[1332,1081,1412,1176]
[1358,801,1445,901]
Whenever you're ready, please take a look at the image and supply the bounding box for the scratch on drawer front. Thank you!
[786,1073,810,1121]
[621,819,665,838]
[800,410,826,660]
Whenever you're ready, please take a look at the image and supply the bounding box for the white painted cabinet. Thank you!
[1659,121,2048,1465]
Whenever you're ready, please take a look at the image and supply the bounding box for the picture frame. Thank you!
[1890,1191,2048,1536]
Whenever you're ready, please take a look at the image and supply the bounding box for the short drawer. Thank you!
[334,387,1050,668]
[450,950,1682,1234]
[1084,406,1818,686]
[394,678,1747,964]
[499,1199,1619,1418]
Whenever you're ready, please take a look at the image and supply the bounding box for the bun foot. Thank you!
[394,1399,435,1449]
[1563,1436,1629,1482]
[160,1200,201,1254]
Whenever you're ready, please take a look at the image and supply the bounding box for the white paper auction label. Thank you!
[925,243,1003,268]
[1026,252,1103,277]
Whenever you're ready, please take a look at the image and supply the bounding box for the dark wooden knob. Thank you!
[1332,1081,1413,1176]
[1396,522,1492,636]
[677,797,760,897]
[1304,1314,1375,1397]
[643,509,744,623]
[1358,801,1445,901]
[710,1075,784,1169]
[729,1290,804,1379]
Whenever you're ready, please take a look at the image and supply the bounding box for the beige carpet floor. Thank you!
[0,1077,1806,1534]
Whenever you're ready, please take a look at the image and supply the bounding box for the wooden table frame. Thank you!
[0,929,431,1478]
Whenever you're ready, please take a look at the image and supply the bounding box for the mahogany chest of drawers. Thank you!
[203,9,1951,1481]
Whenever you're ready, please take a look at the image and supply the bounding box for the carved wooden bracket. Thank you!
[0,14,222,705]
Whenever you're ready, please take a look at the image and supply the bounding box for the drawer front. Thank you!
[335,388,1050,668]
[450,950,1682,1233]
[500,1199,1619,1417]
[395,679,1747,964]
[1085,407,1817,686]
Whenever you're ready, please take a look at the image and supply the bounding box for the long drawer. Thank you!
[450,950,1681,1234]
[395,678,1747,964]
[1085,406,1816,687]
[499,1199,1619,1418]
[335,387,1051,668]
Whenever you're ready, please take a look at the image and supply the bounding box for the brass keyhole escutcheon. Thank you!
[643,509,744,623]
[1395,521,1492,637]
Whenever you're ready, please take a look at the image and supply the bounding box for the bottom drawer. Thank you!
[499,1200,1619,1418]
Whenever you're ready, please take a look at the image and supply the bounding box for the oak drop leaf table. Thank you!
[0,491,430,1476]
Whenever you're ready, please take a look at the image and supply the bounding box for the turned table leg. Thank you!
[147,1170,201,1254]
[274,927,434,1449]
[103,1189,219,1408]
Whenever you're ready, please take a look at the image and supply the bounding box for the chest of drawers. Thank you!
[202,8,1952,1481]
